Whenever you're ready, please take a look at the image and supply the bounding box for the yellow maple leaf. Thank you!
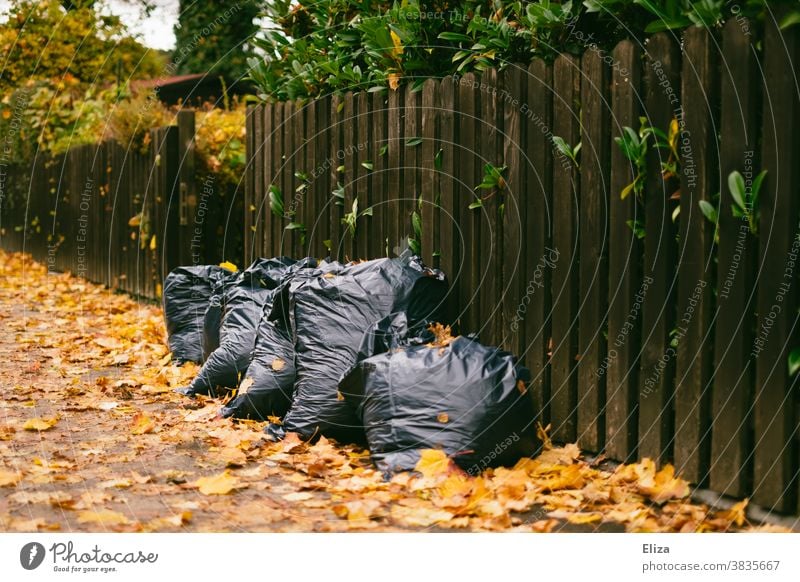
[195,470,241,495]
[636,461,690,503]
[130,412,155,435]
[77,510,130,526]
[415,449,457,480]
[23,417,58,431]
[714,498,749,528]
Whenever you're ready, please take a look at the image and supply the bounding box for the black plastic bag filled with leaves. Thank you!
[163,265,235,364]
[271,256,449,444]
[182,257,297,396]
[339,313,539,475]
[220,316,296,420]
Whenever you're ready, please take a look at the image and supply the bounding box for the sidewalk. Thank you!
[0,250,786,532]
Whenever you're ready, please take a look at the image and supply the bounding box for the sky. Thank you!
[0,0,181,51]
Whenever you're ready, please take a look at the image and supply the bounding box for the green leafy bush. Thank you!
[247,0,800,101]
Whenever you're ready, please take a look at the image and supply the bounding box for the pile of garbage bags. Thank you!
[164,254,538,474]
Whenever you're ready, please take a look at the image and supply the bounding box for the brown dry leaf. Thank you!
[713,499,749,528]
[0,469,22,487]
[333,499,384,523]
[147,511,191,531]
[23,417,58,431]
[195,470,242,495]
[636,461,690,503]
[98,478,133,489]
[220,446,247,468]
[390,504,454,527]
[77,509,130,526]
[130,412,155,435]
[283,491,314,502]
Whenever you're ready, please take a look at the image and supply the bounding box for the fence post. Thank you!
[177,109,196,267]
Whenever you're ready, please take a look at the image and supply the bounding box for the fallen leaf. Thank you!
[283,491,314,502]
[0,469,22,487]
[437,412,449,423]
[77,510,130,526]
[415,449,457,480]
[23,417,58,431]
[271,358,285,371]
[238,377,255,395]
[195,470,242,495]
[98,478,132,489]
[130,412,155,435]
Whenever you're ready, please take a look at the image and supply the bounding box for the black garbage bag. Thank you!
[201,274,230,361]
[163,265,234,363]
[274,255,448,443]
[183,257,297,396]
[339,313,539,475]
[219,317,296,420]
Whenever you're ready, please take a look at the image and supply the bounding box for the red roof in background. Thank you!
[130,73,207,90]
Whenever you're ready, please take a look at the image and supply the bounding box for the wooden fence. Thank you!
[244,21,800,514]
[0,110,238,300]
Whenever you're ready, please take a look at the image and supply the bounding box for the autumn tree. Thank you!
[172,0,260,80]
[0,0,164,91]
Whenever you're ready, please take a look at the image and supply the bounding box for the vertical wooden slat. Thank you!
[289,99,305,258]
[638,33,680,463]
[674,26,718,484]
[386,88,403,258]
[457,73,479,333]
[341,93,356,261]
[438,77,459,323]
[606,41,643,462]
[550,54,581,443]
[501,65,525,355]
[329,95,343,260]
[403,87,420,255]
[311,97,330,258]
[578,49,611,452]
[177,110,196,265]
[710,19,759,498]
[370,91,388,259]
[263,103,275,259]
[421,79,438,267]
[524,59,554,426]
[479,68,501,345]
[244,105,256,263]
[753,15,800,512]
[280,101,294,257]
[355,93,371,260]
